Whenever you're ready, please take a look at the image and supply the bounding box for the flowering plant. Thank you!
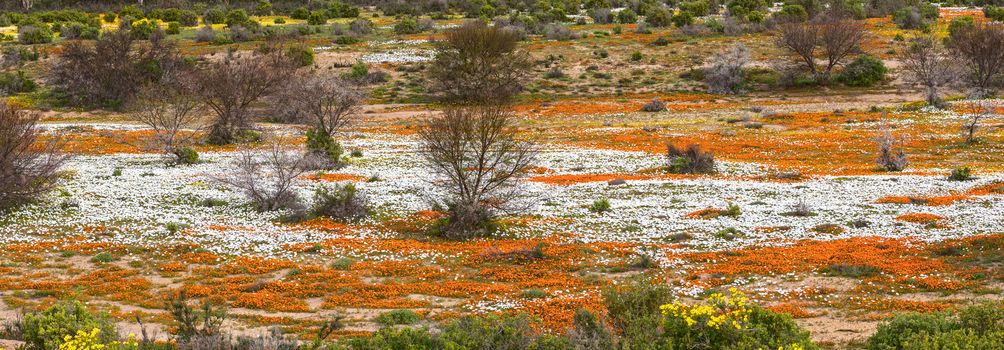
[59,328,138,350]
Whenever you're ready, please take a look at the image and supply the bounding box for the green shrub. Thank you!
[604,279,672,349]
[617,9,638,24]
[630,51,643,61]
[949,167,972,181]
[308,11,328,25]
[286,45,315,67]
[22,300,118,350]
[349,61,369,80]
[312,183,369,222]
[589,198,611,213]
[838,54,886,87]
[440,314,539,349]
[118,5,144,20]
[291,7,310,20]
[225,9,250,27]
[18,25,53,44]
[166,21,181,35]
[273,17,286,24]
[130,19,159,40]
[91,252,116,263]
[0,70,38,94]
[662,288,817,350]
[347,327,440,349]
[394,16,420,35]
[203,8,226,25]
[868,311,960,350]
[173,147,199,165]
[375,309,421,326]
[306,127,343,166]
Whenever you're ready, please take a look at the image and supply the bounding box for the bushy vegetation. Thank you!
[867,302,1004,350]
[22,300,118,350]
[666,144,716,174]
[839,54,887,87]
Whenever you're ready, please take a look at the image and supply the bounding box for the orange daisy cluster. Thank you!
[896,213,945,225]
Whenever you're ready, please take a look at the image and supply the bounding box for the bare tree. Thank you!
[0,101,69,210]
[277,73,363,168]
[899,37,958,108]
[20,0,33,10]
[776,14,865,82]
[428,21,533,105]
[948,22,1004,98]
[705,43,750,94]
[132,79,204,165]
[874,125,908,171]
[958,100,998,144]
[214,138,309,212]
[192,48,296,145]
[419,105,537,240]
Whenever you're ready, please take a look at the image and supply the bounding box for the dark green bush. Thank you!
[838,55,886,87]
[308,11,328,25]
[868,303,1004,350]
[203,8,226,25]
[394,16,421,34]
[949,167,972,181]
[375,309,421,326]
[0,70,38,94]
[18,24,54,44]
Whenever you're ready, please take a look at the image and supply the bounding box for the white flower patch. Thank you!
[360,49,433,63]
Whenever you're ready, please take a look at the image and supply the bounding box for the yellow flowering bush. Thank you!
[660,288,818,350]
[59,328,138,350]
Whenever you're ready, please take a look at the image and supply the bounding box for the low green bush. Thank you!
[22,300,118,350]
[375,309,421,326]
[838,55,887,87]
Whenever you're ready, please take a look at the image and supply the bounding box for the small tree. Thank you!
[132,79,204,165]
[278,73,362,168]
[214,138,309,212]
[0,101,69,210]
[900,37,958,108]
[192,45,296,145]
[948,22,1004,98]
[419,105,536,240]
[958,100,997,144]
[776,14,865,82]
[705,43,750,94]
[428,21,533,105]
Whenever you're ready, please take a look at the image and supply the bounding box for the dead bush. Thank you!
[900,37,957,107]
[705,43,750,94]
[874,126,909,171]
[131,76,204,165]
[214,138,309,212]
[641,99,667,112]
[666,144,715,174]
[775,14,865,82]
[0,101,69,210]
[274,73,362,168]
[948,22,1004,98]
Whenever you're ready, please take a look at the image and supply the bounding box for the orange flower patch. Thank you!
[684,207,729,219]
[235,291,310,312]
[158,262,186,273]
[520,292,606,333]
[768,303,819,318]
[180,251,221,265]
[291,218,351,233]
[896,213,945,225]
[683,237,952,278]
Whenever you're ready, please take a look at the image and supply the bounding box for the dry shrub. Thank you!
[948,22,1004,98]
[705,43,750,94]
[0,101,69,210]
[131,76,204,165]
[214,138,309,212]
[666,144,715,174]
[641,99,667,112]
[874,126,909,171]
[311,183,369,222]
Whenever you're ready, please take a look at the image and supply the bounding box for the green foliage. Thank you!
[645,7,672,27]
[328,1,360,18]
[0,70,38,94]
[724,203,741,217]
[949,16,974,37]
[18,24,53,44]
[568,309,614,349]
[617,9,638,24]
[349,61,369,80]
[589,198,611,213]
[347,327,440,349]
[165,21,181,34]
[203,8,226,25]
[255,0,273,16]
[225,9,250,28]
[394,16,421,35]
[375,309,421,326]
[173,147,199,165]
[306,127,343,166]
[680,1,710,17]
[949,167,972,181]
[985,6,1004,21]
[130,19,159,40]
[286,45,315,67]
[838,55,886,87]
[308,11,328,25]
[22,299,118,350]
[868,303,1004,350]
[118,5,145,20]
[92,251,116,263]
[776,4,808,22]
[291,7,310,20]
[312,183,369,222]
[439,314,540,349]
[603,279,673,349]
